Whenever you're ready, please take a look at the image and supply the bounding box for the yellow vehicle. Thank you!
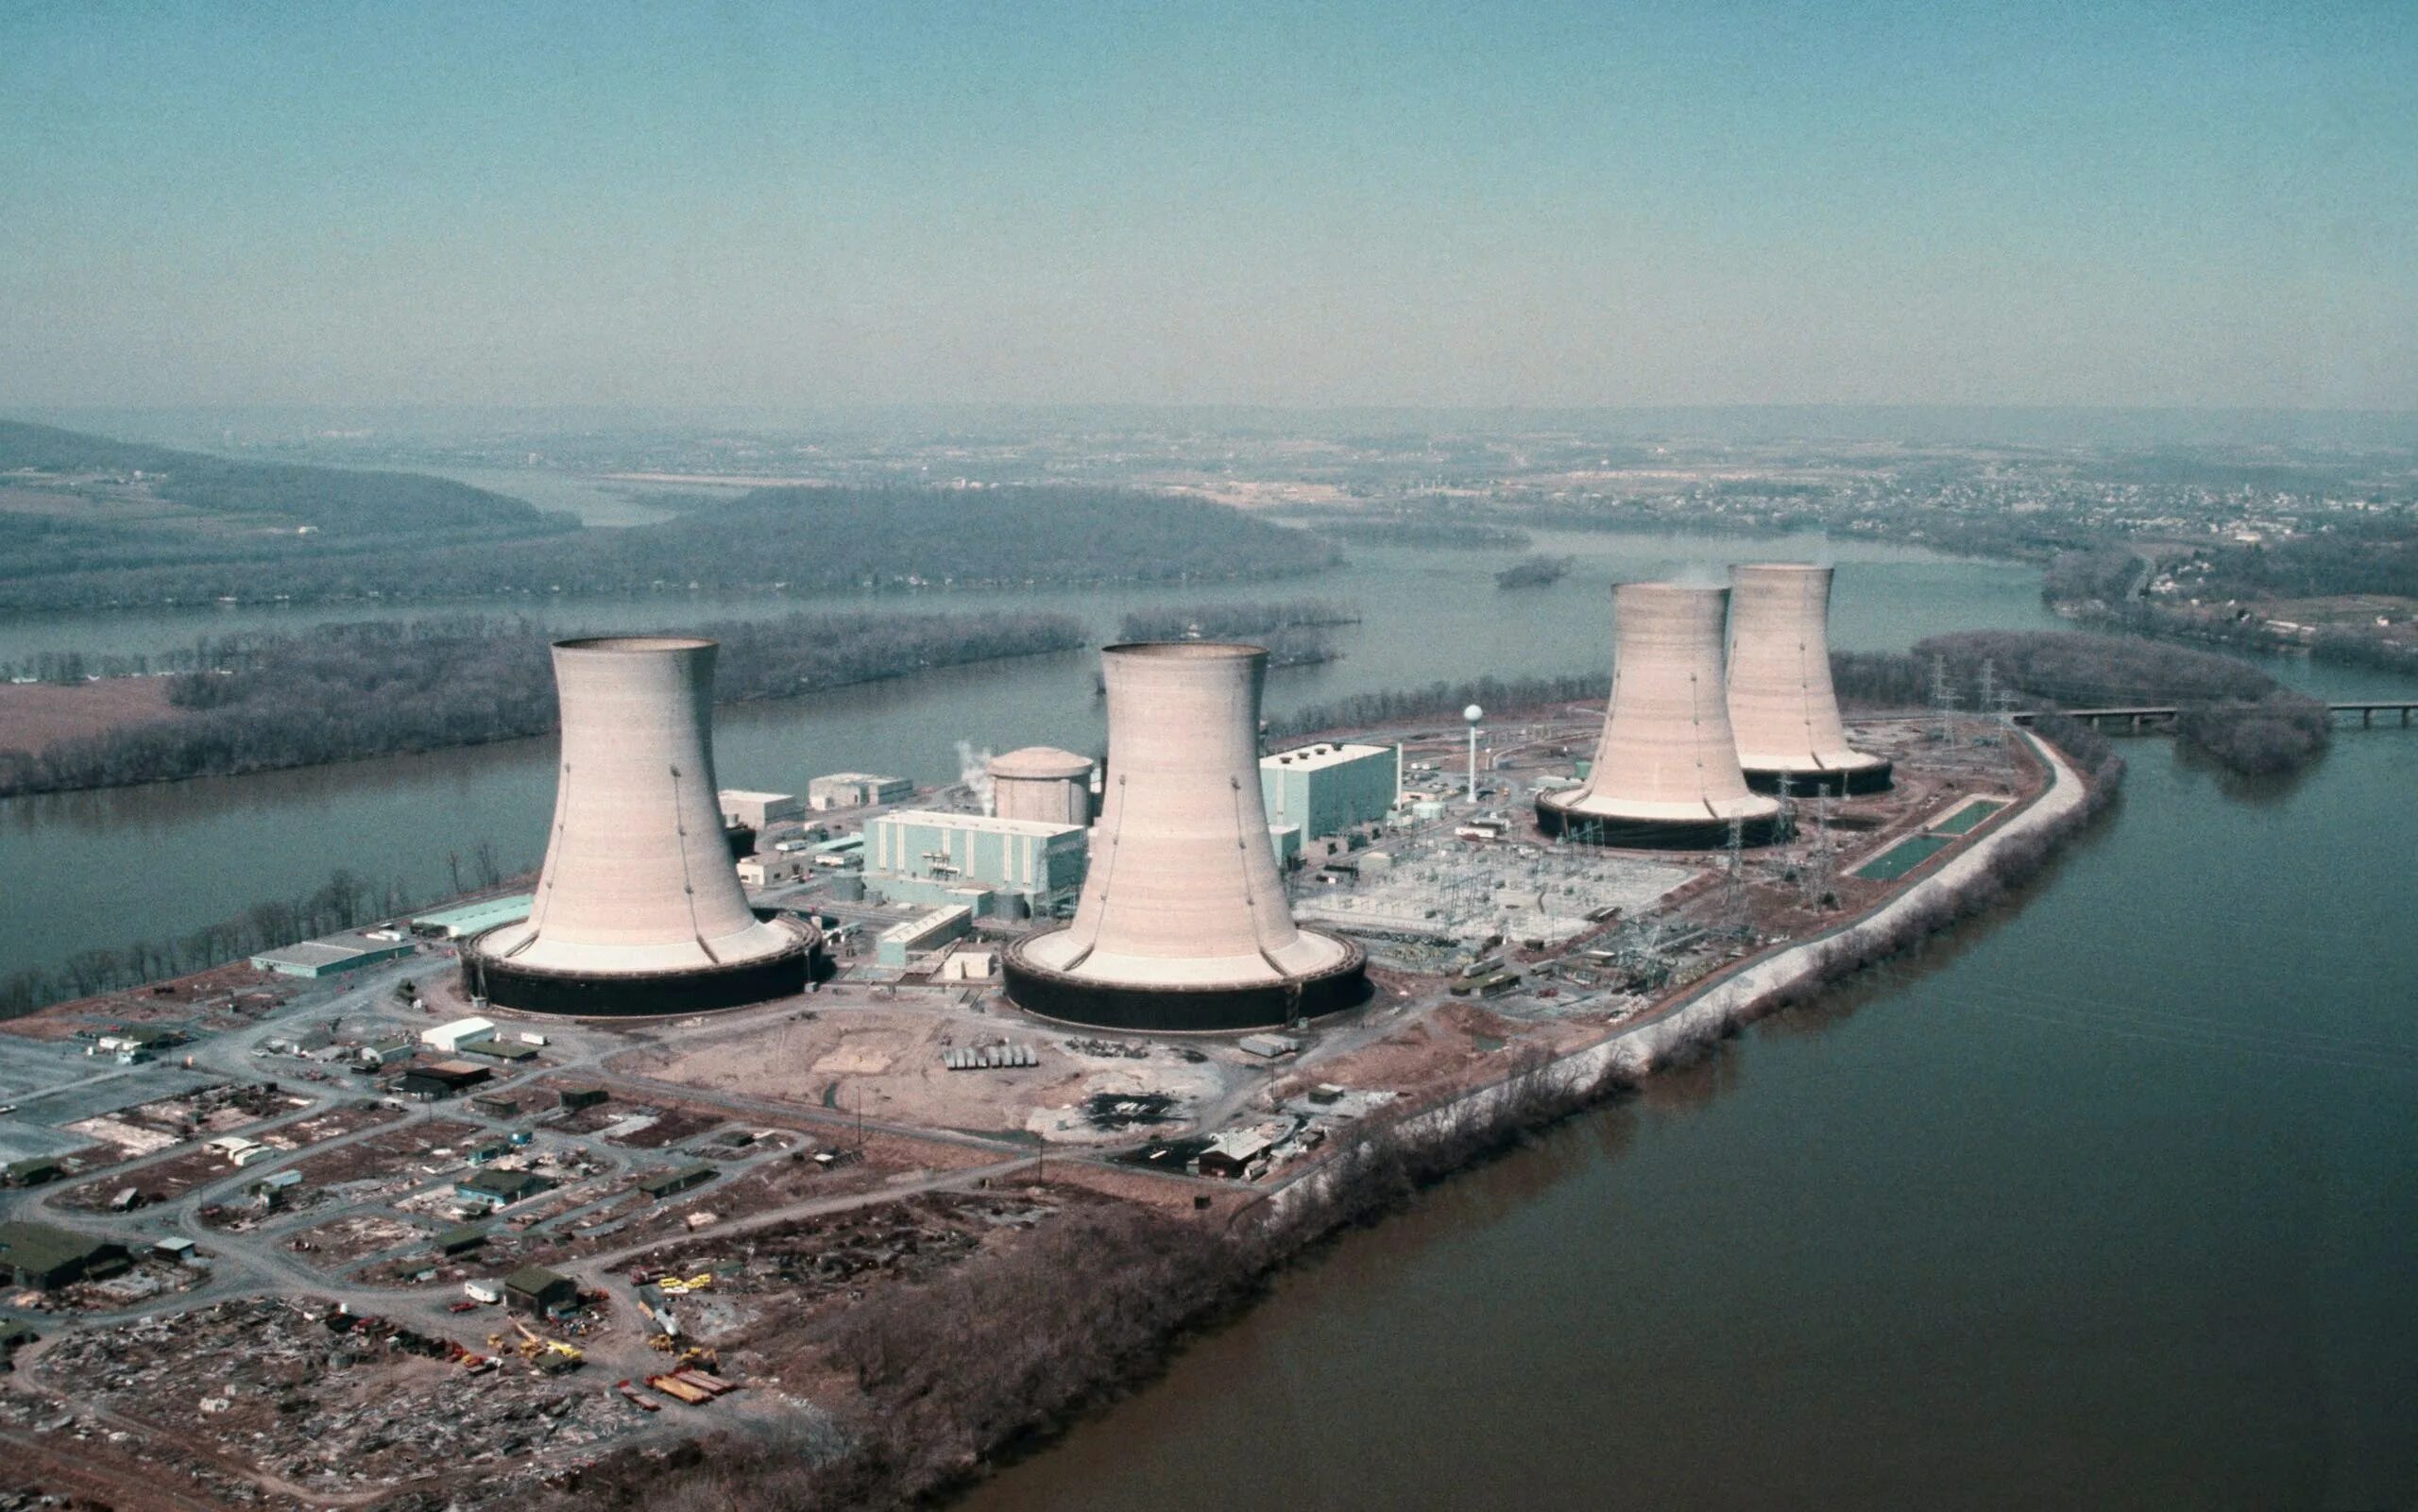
[657,1273,715,1295]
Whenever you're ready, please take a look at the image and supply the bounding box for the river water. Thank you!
[5,520,2413,1504]
[1,531,2052,982]
[958,726,2418,1511]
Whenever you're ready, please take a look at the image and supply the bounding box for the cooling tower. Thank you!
[1538,583,1784,848]
[462,637,815,1015]
[1004,643,1368,1032]
[1726,564,1893,795]
[989,746,1095,826]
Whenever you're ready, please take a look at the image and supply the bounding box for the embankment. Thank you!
[553,731,2122,1512]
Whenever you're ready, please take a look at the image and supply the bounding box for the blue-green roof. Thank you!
[410,894,536,937]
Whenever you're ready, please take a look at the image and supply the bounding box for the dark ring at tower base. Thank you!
[1743,759,1894,797]
[1002,931,1370,1033]
[1536,796,1785,849]
[459,926,817,1017]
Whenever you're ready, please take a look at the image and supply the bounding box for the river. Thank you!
[1,530,2052,983]
[956,723,2417,1511]
[5,521,2413,1504]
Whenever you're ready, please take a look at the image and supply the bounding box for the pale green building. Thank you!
[1259,742,1402,841]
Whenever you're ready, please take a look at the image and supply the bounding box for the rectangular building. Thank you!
[408,894,536,940]
[248,930,417,979]
[807,773,914,811]
[638,1164,718,1200]
[718,790,802,828]
[874,906,974,967]
[862,809,1087,916]
[0,1222,131,1290]
[503,1265,579,1316]
[1260,742,1403,841]
[421,1016,496,1053]
[737,851,809,887]
[400,1062,491,1101]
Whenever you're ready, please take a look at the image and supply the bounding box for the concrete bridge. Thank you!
[2009,702,2418,734]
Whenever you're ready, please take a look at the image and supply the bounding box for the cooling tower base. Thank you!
[461,926,816,1018]
[1743,759,1894,797]
[1001,931,1370,1033]
[1537,794,1785,850]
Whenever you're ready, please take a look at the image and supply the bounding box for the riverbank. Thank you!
[553,730,2119,1512]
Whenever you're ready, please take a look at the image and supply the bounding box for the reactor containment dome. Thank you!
[988,745,1096,826]
[1003,642,1368,1032]
[1538,582,1784,848]
[1725,563,1892,795]
[462,637,815,1015]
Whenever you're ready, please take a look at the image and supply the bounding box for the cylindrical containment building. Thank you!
[1538,583,1784,848]
[462,637,815,1014]
[989,745,1096,826]
[1726,563,1892,795]
[1004,643,1368,1032]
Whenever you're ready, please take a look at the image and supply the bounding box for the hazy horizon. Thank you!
[5,2,2413,412]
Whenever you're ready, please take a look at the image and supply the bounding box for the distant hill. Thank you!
[0,418,563,535]
[0,421,1335,611]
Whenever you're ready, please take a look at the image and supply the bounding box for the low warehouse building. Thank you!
[807,773,913,811]
[874,906,974,967]
[408,894,536,941]
[421,1016,497,1054]
[503,1265,579,1316]
[638,1164,718,1200]
[400,1062,492,1101]
[459,1168,550,1208]
[249,929,417,979]
[719,790,802,829]
[0,1222,132,1290]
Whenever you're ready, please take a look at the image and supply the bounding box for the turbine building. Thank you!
[1538,582,1783,848]
[1725,563,1892,795]
[462,636,815,1014]
[1003,642,1368,1032]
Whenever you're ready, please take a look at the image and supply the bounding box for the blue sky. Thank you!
[3,0,2412,409]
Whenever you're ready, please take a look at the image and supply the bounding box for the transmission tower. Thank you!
[1721,814,1752,942]
[1801,792,1837,911]
[1929,654,1960,746]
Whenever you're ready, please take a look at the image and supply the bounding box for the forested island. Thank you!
[1495,553,1575,589]
[1115,600,1360,670]
[0,610,1085,797]
[0,423,1336,611]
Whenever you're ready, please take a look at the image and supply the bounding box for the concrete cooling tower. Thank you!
[462,637,815,1015]
[988,745,1096,826]
[1003,642,1368,1032]
[1538,583,1783,848]
[1726,563,1892,795]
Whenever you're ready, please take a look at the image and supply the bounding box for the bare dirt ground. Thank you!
[0,676,177,753]
[619,1006,1232,1147]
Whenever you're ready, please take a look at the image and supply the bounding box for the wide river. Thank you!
[5,522,2413,1506]
[1,529,2053,984]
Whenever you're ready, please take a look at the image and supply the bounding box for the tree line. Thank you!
[0,609,1087,796]
[0,862,504,1020]
[4,465,1337,612]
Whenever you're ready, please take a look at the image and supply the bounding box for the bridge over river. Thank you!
[2010,701,2418,733]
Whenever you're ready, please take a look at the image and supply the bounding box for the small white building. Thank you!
[421,1016,497,1054]
[737,851,810,887]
